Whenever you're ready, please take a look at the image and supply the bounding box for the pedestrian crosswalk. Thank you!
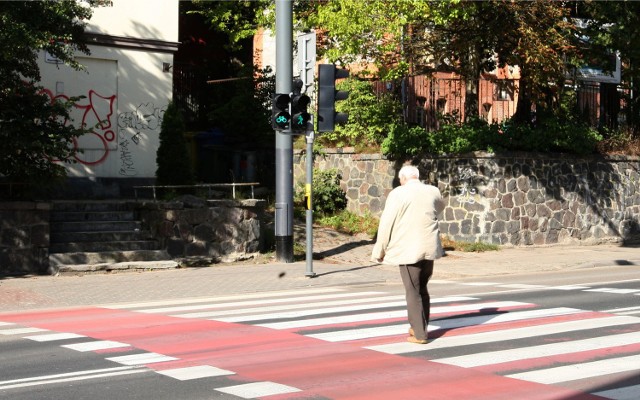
[1,286,639,399]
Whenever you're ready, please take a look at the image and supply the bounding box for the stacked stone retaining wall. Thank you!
[138,197,266,263]
[0,202,50,275]
[294,149,640,246]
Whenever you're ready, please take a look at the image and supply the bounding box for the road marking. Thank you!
[498,284,547,289]
[379,315,640,352]
[235,296,477,329]
[549,285,591,290]
[459,282,500,286]
[150,291,388,315]
[156,365,235,380]
[174,294,407,319]
[24,332,86,342]
[106,352,178,366]
[101,287,344,309]
[0,322,15,327]
[216,381,301,398]
[0,366,148,390]
[216,300,406,323]
[603,305,640,313]
[507,354,640,384]
[63,340,131,352]
[433,331,640,367]
[0,327,47,335]
[584,288,640,294]
[367,307,585,354]
[216,300,527,324]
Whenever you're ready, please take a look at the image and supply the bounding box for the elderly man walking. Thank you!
[371,165,444,344]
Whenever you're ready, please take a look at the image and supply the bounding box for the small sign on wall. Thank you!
[44,51,62,64]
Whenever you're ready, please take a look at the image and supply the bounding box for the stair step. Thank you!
[48,201,169,270]
[51,221,141,233]
[49,250,171,267]
[49,240,161,253]
[52,201,136,213]
[55,260,179,274]
[51,211,136,222]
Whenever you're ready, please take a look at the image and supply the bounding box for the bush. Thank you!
[295,168,347,215]
[381,114,602,159]
[318,79,401,149]
[156,102,195,186]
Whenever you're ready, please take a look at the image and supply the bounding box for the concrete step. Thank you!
[50,210,136,222]
[51,200,137,213]
[51,220,142,233]
[56,260,180,275]
[50,230,154,244]
[49,249,171,268]
[49,240,162,253]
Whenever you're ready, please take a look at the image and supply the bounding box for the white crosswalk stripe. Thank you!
[94,286,640,397]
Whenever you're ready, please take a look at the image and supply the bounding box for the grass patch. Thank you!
[315,210,379,237]
[441,236,499,252]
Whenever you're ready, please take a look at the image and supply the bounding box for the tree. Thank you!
[155,102,194,186]
[0,1,104,193]
[575,0,640,133]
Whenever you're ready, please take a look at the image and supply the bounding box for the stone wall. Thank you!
[138,197,266,263]
[294,149,640,246]
[0,202,50,275]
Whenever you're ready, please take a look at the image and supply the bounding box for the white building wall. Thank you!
[37,0,178,181]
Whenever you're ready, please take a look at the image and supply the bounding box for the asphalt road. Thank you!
[1,266,639,400]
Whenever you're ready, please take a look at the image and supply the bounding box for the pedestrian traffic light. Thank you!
[317,64,349,132]
[272,93,291,130]
[289,79,310,132]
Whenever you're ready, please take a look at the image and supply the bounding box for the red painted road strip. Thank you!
[0,308,607,399]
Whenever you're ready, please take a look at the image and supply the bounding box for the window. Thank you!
[495,80,514,101]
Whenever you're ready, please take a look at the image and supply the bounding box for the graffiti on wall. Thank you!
[43,89,166,176]
[453,167,481,204]
[117,103,166,176]
[42,89,117,165]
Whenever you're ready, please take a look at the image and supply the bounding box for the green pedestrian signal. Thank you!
[290,92,310,132]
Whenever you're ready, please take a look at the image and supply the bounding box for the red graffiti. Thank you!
[42,89,117,165]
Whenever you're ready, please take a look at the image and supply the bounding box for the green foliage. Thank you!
[381,110,602,159]
[442,236,500,252]
[380,124,432,158]
[0,1,100,193]
[319,79,401,149]
[208,66,275,146]
[295,168,347,215]
[156,102,195,186]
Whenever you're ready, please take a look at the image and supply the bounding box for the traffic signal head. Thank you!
[317,64,349,132]
[272,93,291,130]
[290,93,311,131]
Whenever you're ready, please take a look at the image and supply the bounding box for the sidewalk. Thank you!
[1,233,639,312]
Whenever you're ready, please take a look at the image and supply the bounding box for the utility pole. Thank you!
[274,0,294,262]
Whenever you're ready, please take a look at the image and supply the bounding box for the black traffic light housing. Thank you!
[317,64,349,132]
[290,79,311,132]
[272,93,291,130]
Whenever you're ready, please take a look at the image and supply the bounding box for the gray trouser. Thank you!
[399,260,434,340]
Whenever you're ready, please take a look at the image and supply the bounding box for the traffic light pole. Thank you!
[274,0,294,262]
[305,118,316,277]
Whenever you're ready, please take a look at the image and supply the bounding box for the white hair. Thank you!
[398,165,420,180]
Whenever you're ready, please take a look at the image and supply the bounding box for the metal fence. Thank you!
[376,74,632,132]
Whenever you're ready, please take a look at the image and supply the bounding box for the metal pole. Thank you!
[275,0,294,262]
[305,118,316,277]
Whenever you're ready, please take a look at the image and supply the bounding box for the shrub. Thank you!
[319,79,401,149]
[156,102,195,186]
[295,168,347,215]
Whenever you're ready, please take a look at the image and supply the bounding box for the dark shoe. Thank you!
[407,336,428,344]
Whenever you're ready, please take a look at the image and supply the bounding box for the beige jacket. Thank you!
[371,179,444,265]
